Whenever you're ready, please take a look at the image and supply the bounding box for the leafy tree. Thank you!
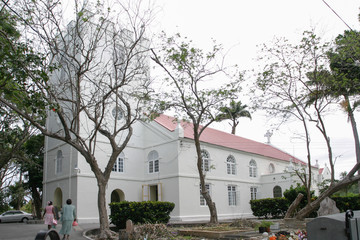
[0,191,10,213]
[327,30,360,169]
[6,181,26,210]
[284,184,315,211]
[1,1,153,238]
[151,33,241,224]
[0,9,42,215]
[21,134,44,219]
[219,100,251,135]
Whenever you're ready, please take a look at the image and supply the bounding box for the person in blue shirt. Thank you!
[59,199,76,240]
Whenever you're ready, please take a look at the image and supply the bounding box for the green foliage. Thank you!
[283,184,315,210]
[254,220,273,230]
[0,191,10,213]
[0,9,48,125]
[331,195,360,212]
[327,30,360,98]
[21,200,33,214]
[218,100,251,134]
[6,182,26,210]
[109,201,175,229]
[250,198,289,219]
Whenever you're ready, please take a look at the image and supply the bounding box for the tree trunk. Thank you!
[31,185,42,219]
[295,174,360,219]
[345,95,360,193]
[194,129,218,224]
[97,179,112,240]
[284,193,303,218]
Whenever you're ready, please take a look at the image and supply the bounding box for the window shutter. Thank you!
[157,183,162,201]
[142,185,149,201]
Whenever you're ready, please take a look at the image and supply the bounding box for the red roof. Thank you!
[319,168,324,174]
[154,114,305,165]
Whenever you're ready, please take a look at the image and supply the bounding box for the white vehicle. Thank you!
[0,210,34,223]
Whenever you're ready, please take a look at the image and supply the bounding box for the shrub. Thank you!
[250,198,288,218]
[331,195,360,212]
[109,201,175,229]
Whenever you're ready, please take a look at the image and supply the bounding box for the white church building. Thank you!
[43,113,330,223]
[41,14,330,223]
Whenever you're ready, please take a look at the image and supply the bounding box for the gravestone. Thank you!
[119,220,134,240]
[126,219,134,233]
[317,197,340,216]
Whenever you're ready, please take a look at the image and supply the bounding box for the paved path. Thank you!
[0,222,99,240]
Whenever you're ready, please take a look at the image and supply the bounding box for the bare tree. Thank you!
[151,33,242,224]
[1,0,153,238]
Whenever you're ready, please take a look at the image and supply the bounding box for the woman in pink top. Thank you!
[43,201,56,230]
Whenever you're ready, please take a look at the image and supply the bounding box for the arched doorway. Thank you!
[273,185,282,198]
[111,189,125,202]
[53,188,63,219]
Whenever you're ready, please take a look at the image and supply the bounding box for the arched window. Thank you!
[273,186,282,198]
[201,150,210,172]
[269,163,275,173]
[226,155,236,175]
[112,152,125,172]
[148,150,159,173]
[249,159,257,177]
[56,150,63,174]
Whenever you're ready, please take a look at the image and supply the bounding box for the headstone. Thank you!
[270,222,280,231]
[126,220,134,234]
[317,197,340,216]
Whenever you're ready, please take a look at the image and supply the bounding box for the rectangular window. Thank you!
[149,159,159,174]
[200,184,210,206]
[118,157,124,172]
[149,161,154,173]
[228,185,237,206]
[202,159,209,172]
[56,158,62,174]
[250,187,258,200]
[112,160,118,172]
[227,164,231,174]
[154,160,159,172]
[112,156,124,172]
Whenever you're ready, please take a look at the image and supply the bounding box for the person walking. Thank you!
[43,201,56,230]
[59,199,77,240]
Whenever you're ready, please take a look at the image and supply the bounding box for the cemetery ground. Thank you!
[85,218,309,240]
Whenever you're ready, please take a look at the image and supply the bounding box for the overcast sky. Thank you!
[151,0,360,178]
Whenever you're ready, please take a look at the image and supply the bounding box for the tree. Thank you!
[151,33,241,224]
[1,1,153,238]
[0,8,42,215]
[327,30,360,180]
[256,29,360,219]
[21,134,44,219]
[255,30,332,209]
[219,100,251,135]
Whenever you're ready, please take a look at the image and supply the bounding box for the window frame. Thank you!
[273,185,282,198]
[112,152,125,173]
[226,155,236,175]
[249,159,257,178]
[250,186,258,200]
[228,185,237,206]
[148,150,159,174]
[201,149,210,172]
[56,150,63,174]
